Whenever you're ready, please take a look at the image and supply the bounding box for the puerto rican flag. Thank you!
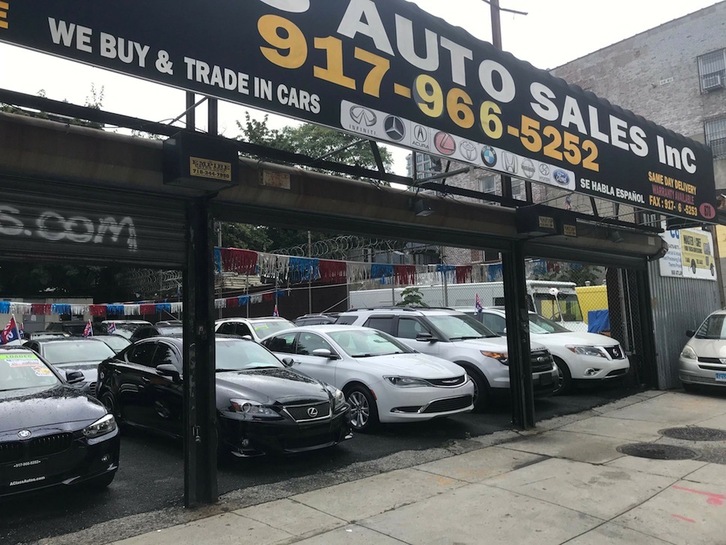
[107,322,116,334]
[83,320,94,337]
[0,316,20,344]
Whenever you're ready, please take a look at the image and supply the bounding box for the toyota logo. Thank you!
[307,407,319,418]
[17,429,31,439]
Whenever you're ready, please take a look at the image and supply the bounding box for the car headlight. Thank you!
[324,385,347,411]
[384,376,431,387]
[680,345,698,360]
[566,345,608,358]
[229,399,279,419]
[83,414,117,439]
[481,351,509,365]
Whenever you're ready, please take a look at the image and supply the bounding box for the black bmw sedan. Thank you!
[95,336,352,457]
[0,346,120,498]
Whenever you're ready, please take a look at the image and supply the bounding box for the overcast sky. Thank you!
[0,0,720,173]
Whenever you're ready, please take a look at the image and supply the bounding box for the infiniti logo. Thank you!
[307,407,319,418]
[350,106,377,127]
[17,429,31,439]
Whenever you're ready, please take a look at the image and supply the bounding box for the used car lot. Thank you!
[262,325,474,431]
[0,346,119,500]
[96,336,352,457]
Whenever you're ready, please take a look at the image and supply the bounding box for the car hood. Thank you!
[353,352,463,377]
[687,338,726,358]
[215,367,329,404]
[531,331,619,348]
[0,384,106,433]
[456,336,547,352]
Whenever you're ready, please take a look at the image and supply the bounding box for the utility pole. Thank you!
[483,1,528,201]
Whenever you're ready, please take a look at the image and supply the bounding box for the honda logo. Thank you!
[307,407,319,418]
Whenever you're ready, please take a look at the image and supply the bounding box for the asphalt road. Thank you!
[0,384,641,545]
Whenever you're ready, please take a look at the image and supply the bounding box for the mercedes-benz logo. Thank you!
[307,407,319,418]
[350,106,377,127]
[17,429,31,439]
[384,115,406,141]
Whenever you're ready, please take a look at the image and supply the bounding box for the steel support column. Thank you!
[502,241,535,429]
[635,268,659,388]
[183,198,218,507]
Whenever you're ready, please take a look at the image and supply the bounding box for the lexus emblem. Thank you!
[307,407,319,418]
[17,429,31,439]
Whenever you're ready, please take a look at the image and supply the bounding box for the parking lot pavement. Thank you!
[102,390,726,545]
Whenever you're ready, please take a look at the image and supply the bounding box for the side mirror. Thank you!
[65,370,85,384]
[156,364,181,382]
[281,357,295,368]
[686,329,696,338]
[416,332,435,342]
[312,348,337,359]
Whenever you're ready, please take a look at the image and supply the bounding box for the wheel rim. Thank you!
[471,378,479,405]
[102,393,118,419]
[553,364,564,394]
[348,391,370,429]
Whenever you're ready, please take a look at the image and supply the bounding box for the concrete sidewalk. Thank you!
[54,391,726,545]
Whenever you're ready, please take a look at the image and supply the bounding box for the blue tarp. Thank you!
[588,310,610,333]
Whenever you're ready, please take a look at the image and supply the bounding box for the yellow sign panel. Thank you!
[0,1,9,29]
[189,157,232,182]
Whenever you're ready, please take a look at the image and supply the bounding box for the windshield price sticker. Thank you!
[0,0,716,221]
[0,353,44,367]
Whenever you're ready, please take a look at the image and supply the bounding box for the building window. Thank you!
[705,117,726,158]
[698,50,726,92]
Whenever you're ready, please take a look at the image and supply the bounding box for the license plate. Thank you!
[716,372,726,382]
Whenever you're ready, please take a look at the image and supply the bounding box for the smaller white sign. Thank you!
[659,225,717,281]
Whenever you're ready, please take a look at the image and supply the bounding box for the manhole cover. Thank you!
[617,443,698,460]
[659,427,726,442]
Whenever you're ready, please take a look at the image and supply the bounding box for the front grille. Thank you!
[284,401,331,422]
[605,368,628,377]
[89,382,97,397]
[699,364,726,372]
[531,351,554,373]
[422,395,472,414]
[604,345,625,360]
[426,375,466,387]
[698,357,726,365]
[0,432,73,464]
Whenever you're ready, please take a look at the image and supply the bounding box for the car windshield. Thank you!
[528,314,571,334]
[215,339,285,371]
[250,320,295,337]
[96,336,131,352]
[427,314,498,340]
[41,341,115,365]
[0,352,60,391]
[158,326,183,336]
[328,329,412,358]
[695,314,726,340]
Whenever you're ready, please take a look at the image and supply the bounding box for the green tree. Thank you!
[398,286,427,307]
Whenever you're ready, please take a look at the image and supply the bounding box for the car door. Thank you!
[292,332,339,387]
[480,312,507,336]
[147,341,184,436]
[116,341,159,428]
[391,317,444,358]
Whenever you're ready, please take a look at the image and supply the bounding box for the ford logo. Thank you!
[553,169,570,185]
[17,429,31,439]
[307,407,319,418]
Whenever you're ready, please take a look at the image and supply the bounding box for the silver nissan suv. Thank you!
[336,307,558,411]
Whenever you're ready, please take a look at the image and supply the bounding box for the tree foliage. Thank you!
[397,286,428,307]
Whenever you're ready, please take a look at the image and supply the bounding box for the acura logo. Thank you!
[307,407,319,418]
[17,429,31,439]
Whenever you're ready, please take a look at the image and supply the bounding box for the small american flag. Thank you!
[475,293,483,314]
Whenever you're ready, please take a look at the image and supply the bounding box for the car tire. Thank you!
[100,391,122,424]
[552,357,572,395]
[345,385,379,432]
[464,367,490,412]
[682,382,699,393]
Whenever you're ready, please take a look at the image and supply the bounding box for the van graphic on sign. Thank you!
[681,230,715,276]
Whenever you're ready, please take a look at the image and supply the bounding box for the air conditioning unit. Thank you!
[702,73,724,92]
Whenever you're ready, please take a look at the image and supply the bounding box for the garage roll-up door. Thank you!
[0,178,186,268]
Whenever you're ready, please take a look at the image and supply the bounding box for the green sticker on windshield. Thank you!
[0,352,44,367]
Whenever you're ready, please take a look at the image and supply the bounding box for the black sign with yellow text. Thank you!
[0,0,717,221]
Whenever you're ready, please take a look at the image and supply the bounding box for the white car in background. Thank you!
[215,317,295,343]
[679,309,726,391]
[261,325,475,432]
[477,308,630,394]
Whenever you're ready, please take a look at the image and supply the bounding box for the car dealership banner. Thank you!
[0,0,717,221]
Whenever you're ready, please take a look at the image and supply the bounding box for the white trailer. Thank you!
[349,280,587,331]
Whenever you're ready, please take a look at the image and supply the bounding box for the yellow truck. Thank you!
[575,285,608,324]
[681,230,715,276]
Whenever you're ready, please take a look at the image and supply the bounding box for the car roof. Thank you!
[274,324,377,335]
[217,316,290,322]
[341,307,462,315]
[26,336,109,344]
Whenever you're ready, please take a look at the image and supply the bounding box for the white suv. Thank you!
[215,317,295,343]
[336,307,558,411]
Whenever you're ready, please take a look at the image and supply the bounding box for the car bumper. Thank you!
[568,356,630,381]
[0,428,120,498]
[679,357,726,387]
[376,380,475,423]
[219,409,352,457]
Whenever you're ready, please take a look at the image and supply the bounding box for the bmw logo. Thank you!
[17,429,31,439]
[481,146,497,167]
[553,169,570,185]
[384,116,406,141]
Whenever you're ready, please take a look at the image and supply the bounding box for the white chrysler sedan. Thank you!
[261,325,474,431]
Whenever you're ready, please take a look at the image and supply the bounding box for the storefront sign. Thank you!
[0,0,716,221]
